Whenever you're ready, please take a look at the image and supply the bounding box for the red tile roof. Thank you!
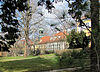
[39,31,69,44]
[54,31,69,36]
[39,36,50,44]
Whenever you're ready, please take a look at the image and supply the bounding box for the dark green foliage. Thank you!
[56,50,90,68]
[38,0,54,13]
[90,0,99,72]
[45,50,54,54]
[68,0,89,18]
[36,49,40,55]
[33,49,40,56]
[67,0,90,27]
[0,0,28,51]
[66,30,90,49]
[66,0,99,71]
[71,50,89,59]
[57,52,74,67]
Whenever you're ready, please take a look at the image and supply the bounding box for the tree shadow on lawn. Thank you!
[0,57,59,72]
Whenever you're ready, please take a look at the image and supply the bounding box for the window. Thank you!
[39,30,43,34]
[58,44,60,50]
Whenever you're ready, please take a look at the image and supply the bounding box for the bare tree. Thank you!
[15,0,34,57]
[15,0,45,57]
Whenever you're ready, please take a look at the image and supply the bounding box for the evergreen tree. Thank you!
[38,0,54,12]
[0,0,28,51]
[39,0,100,71]
[67,30,90,49]
[66,0,100,71]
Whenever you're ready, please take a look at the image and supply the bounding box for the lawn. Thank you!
[0,54,59,72]
[0,54,90,72]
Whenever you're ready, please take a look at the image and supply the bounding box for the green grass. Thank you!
[0,54,90,72]
[0,54,59,72]
[0,55,37,62]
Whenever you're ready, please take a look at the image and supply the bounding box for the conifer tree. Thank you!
[0,0,28,51]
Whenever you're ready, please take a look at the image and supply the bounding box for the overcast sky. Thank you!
[0,0,76,40]
[29,0,77,40]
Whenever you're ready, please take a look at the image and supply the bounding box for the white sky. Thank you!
[30,0,76,39]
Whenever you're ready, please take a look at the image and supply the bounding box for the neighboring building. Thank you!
[77,18,91,36]
[0,51,8,57]
[77,18,91,48]
[8,39,34,56]
[35,31,69,52]
[15,39,34,48]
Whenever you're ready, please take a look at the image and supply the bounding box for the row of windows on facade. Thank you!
[39,44,61,49]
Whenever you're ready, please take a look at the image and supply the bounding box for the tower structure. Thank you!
[39,28,44,39]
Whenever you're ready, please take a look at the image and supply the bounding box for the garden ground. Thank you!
[0,54,90,72]
[0,54,59,72]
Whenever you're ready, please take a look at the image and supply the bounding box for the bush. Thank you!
[36,49,40,55]
[66,30,90,49]
[55,48,82,56]
[60,56,74,67]
[45,50,54,54]
[70,50,79,59]
[55,49,67,55]
[56,52,74,67]
[72,50,89,59]
[56,50,89,68]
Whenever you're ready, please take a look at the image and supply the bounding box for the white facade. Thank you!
[37,41,69,52]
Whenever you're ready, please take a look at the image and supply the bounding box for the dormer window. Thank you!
[40,40,42,42]
[50,37,53,40]
[58,36,61,38]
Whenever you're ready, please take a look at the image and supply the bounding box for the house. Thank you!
[77,17,91,48]
[77,18,91,36]
[14,39,34,48]
[35,31,69,52]
[8,39,34,56]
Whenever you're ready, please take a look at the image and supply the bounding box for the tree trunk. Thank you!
[24,0,30,57]
[24,11,30,57]
[90,0,100,72]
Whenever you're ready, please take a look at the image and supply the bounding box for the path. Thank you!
[44,67,82,72]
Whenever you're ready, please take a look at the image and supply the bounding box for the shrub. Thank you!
[70,50,79,59]
[36,49,40,55]
[56,52,74,67]
[45,50,54,54]
[55,48,82,56]
[60,56,74,67]
[55,49,67,55]
[56,49,89,68]
[71,50,89,59]
[39,48,46,55]
[29,49,34,56]
[66,30,90,49]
